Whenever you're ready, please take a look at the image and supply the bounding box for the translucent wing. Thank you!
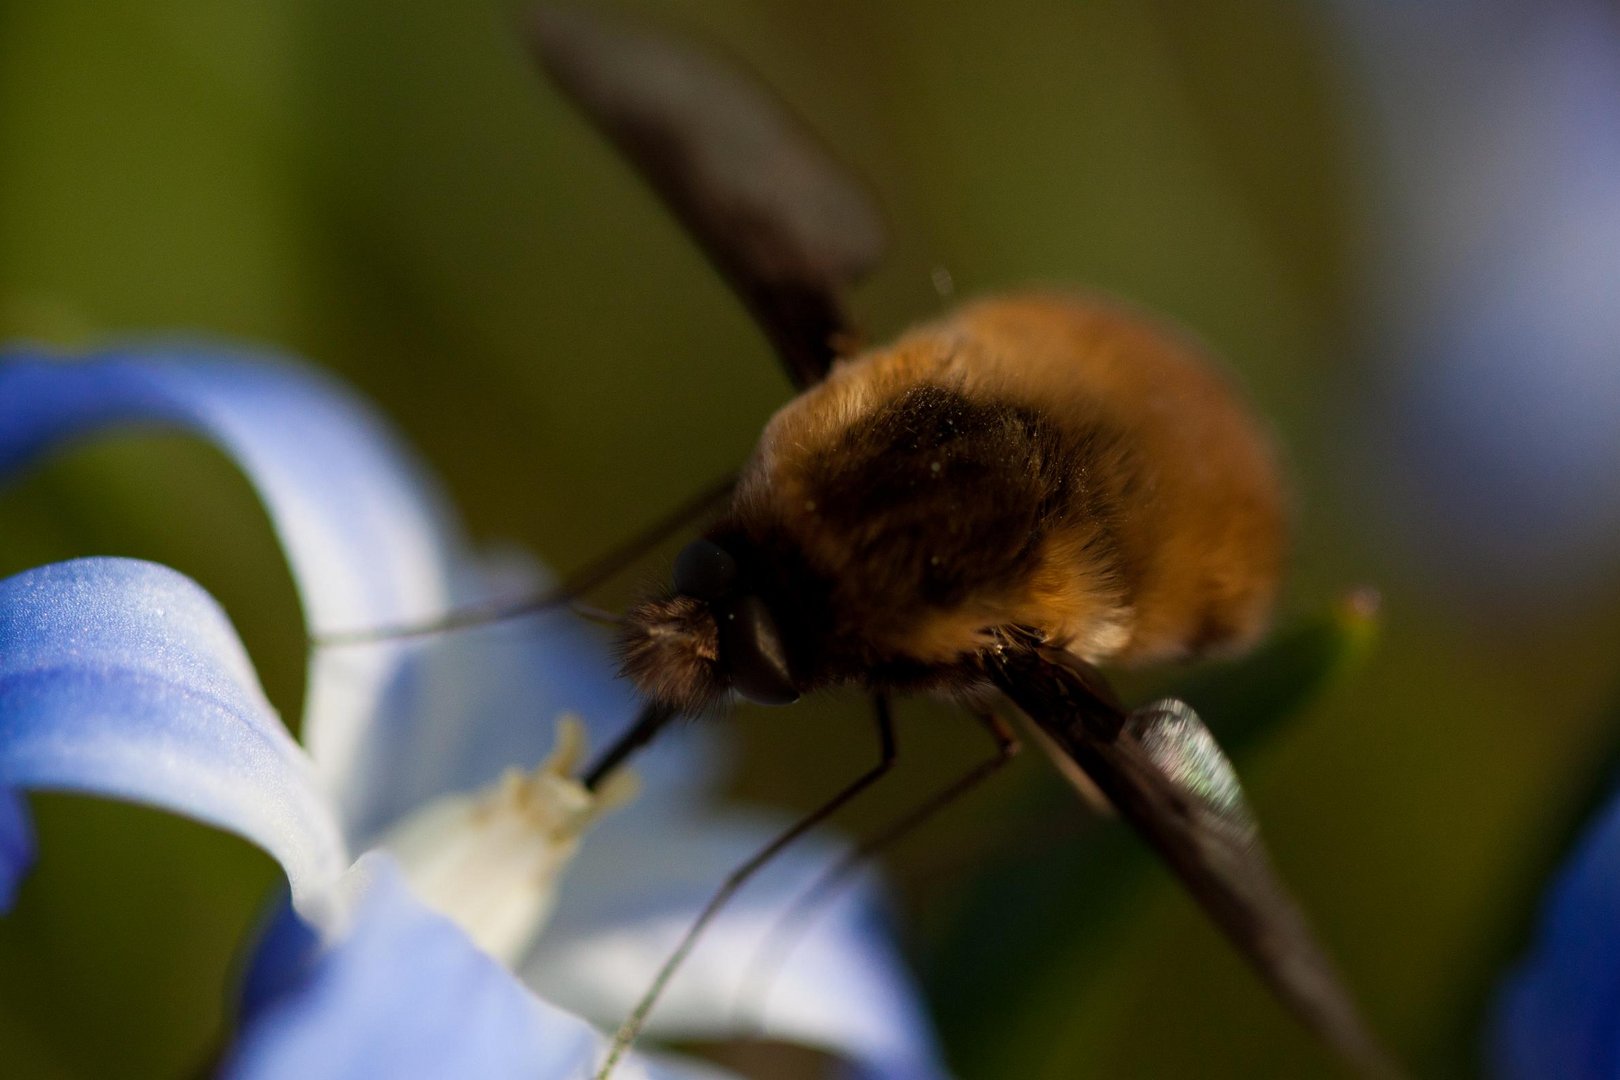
[984,641,1397,1077]
[525,5,887,388]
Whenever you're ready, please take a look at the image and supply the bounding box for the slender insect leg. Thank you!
[737,708,1021,1014]
[314,471,737,646]
[592,695,899,1080]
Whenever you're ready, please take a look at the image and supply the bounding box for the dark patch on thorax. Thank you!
[801,384,1119,611]
[711,383,1137,689]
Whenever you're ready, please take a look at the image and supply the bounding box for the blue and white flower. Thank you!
[0,347,946,1078]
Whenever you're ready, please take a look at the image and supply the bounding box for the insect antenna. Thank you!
[589,694,901,1080]
[734,708,1021,1021]
[309,472,735,647]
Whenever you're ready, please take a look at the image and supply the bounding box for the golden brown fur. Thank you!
[740,290,1287,670]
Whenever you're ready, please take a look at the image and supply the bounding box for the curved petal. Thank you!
[0,788,34,913]
[0,348,719,841]
[0,557,347,911]
[1490,787,1620,1079]
[526,809,948,1080]
[229,852,737,1080]
[0,347,472,818]
[0,347,470,633]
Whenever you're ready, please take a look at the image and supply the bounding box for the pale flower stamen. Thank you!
[383,716,637,967]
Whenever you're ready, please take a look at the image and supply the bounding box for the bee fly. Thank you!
[617,293,1288,714]
[341,5,1395,1077]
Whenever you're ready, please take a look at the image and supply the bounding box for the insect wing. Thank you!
[987,648,1395,1077]
[525,5,887,388]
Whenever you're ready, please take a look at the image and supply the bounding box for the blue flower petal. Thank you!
[527,812,949,1080]
[0,347,476,826]
[0,787,34,913]
[1490,787,1620,1079]
[228,852,737,1080]
[0,348,471,633]
[0,557,347,910]
[0,348,717,842]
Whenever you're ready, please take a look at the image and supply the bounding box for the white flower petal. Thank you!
[525,811,949,1079]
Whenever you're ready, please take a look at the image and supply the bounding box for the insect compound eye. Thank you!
[715,593,799,705]
[673,539,739,600]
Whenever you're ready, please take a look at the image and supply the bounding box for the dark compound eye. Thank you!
[716,594,799,705]
[673,539,739,600]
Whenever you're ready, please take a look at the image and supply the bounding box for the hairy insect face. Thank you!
[619,539,801,711]
[619,593,725,712]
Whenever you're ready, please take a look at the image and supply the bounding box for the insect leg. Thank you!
[592,694,899,1079]
[736,708,1021,1016]
[312,471,735,646]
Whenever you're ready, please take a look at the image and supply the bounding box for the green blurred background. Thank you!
[3,1,1619,1077]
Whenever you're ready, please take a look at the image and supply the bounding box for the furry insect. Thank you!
[618,293,1287,716]
[343,6,1395,1077]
